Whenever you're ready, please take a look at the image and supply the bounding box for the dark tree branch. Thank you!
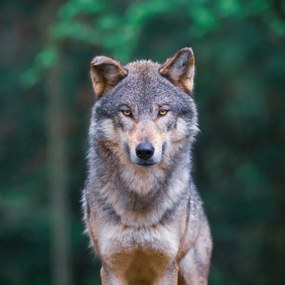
[273,0,285,20]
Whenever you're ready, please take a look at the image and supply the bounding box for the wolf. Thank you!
[82,48,212,285]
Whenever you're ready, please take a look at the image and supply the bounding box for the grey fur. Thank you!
[83,48,212,285]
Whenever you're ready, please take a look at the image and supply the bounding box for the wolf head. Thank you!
[89,48,198,169]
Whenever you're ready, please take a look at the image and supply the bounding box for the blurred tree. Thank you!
[41,1,72,285]
[46,53,71,285]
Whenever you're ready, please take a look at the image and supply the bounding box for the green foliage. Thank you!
[22,0,285,86]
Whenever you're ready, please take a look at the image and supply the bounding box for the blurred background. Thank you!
[1,0,285,284]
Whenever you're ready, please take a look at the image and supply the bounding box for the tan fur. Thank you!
[91,56,127,97]
[159,48,195,93]
[87,202,187,284]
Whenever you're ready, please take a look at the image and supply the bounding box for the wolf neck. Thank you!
[94,143,192,227]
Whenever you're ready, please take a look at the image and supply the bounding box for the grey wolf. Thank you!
[82,48,212,284]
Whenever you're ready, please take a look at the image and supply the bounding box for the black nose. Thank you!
[136,142,154,160]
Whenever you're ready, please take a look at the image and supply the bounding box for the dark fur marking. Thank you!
[96,196,121,224]
[159,188,188,225]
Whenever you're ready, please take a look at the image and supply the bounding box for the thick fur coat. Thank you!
[82,48,212,285]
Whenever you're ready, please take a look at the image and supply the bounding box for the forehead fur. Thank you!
[95,58,196,119]
[126,60,160,74]
[97,60,168,106]
[124,60,161,87]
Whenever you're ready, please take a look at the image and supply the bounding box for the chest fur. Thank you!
[95,221,182,268]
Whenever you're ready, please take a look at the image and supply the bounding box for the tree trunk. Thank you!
[46,53,71,285]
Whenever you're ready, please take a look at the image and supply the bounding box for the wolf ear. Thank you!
[159,47,195,94]
[90,56,127,97]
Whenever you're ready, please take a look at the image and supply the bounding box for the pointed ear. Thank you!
[159,48,195,94]
[90,56,127,97]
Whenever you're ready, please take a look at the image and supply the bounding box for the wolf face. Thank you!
[89,48,198,171]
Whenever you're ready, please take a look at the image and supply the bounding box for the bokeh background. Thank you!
[1,0,285,284]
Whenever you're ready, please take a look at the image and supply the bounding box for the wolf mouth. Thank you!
[137,162,156,167]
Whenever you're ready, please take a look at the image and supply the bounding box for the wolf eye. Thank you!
[158,109,168,116]
[122,110,132,117]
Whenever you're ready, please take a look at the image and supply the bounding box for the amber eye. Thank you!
[158,109,168,116]
[122,110,132,117]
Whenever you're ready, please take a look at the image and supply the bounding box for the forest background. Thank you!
[1,0,285,284]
